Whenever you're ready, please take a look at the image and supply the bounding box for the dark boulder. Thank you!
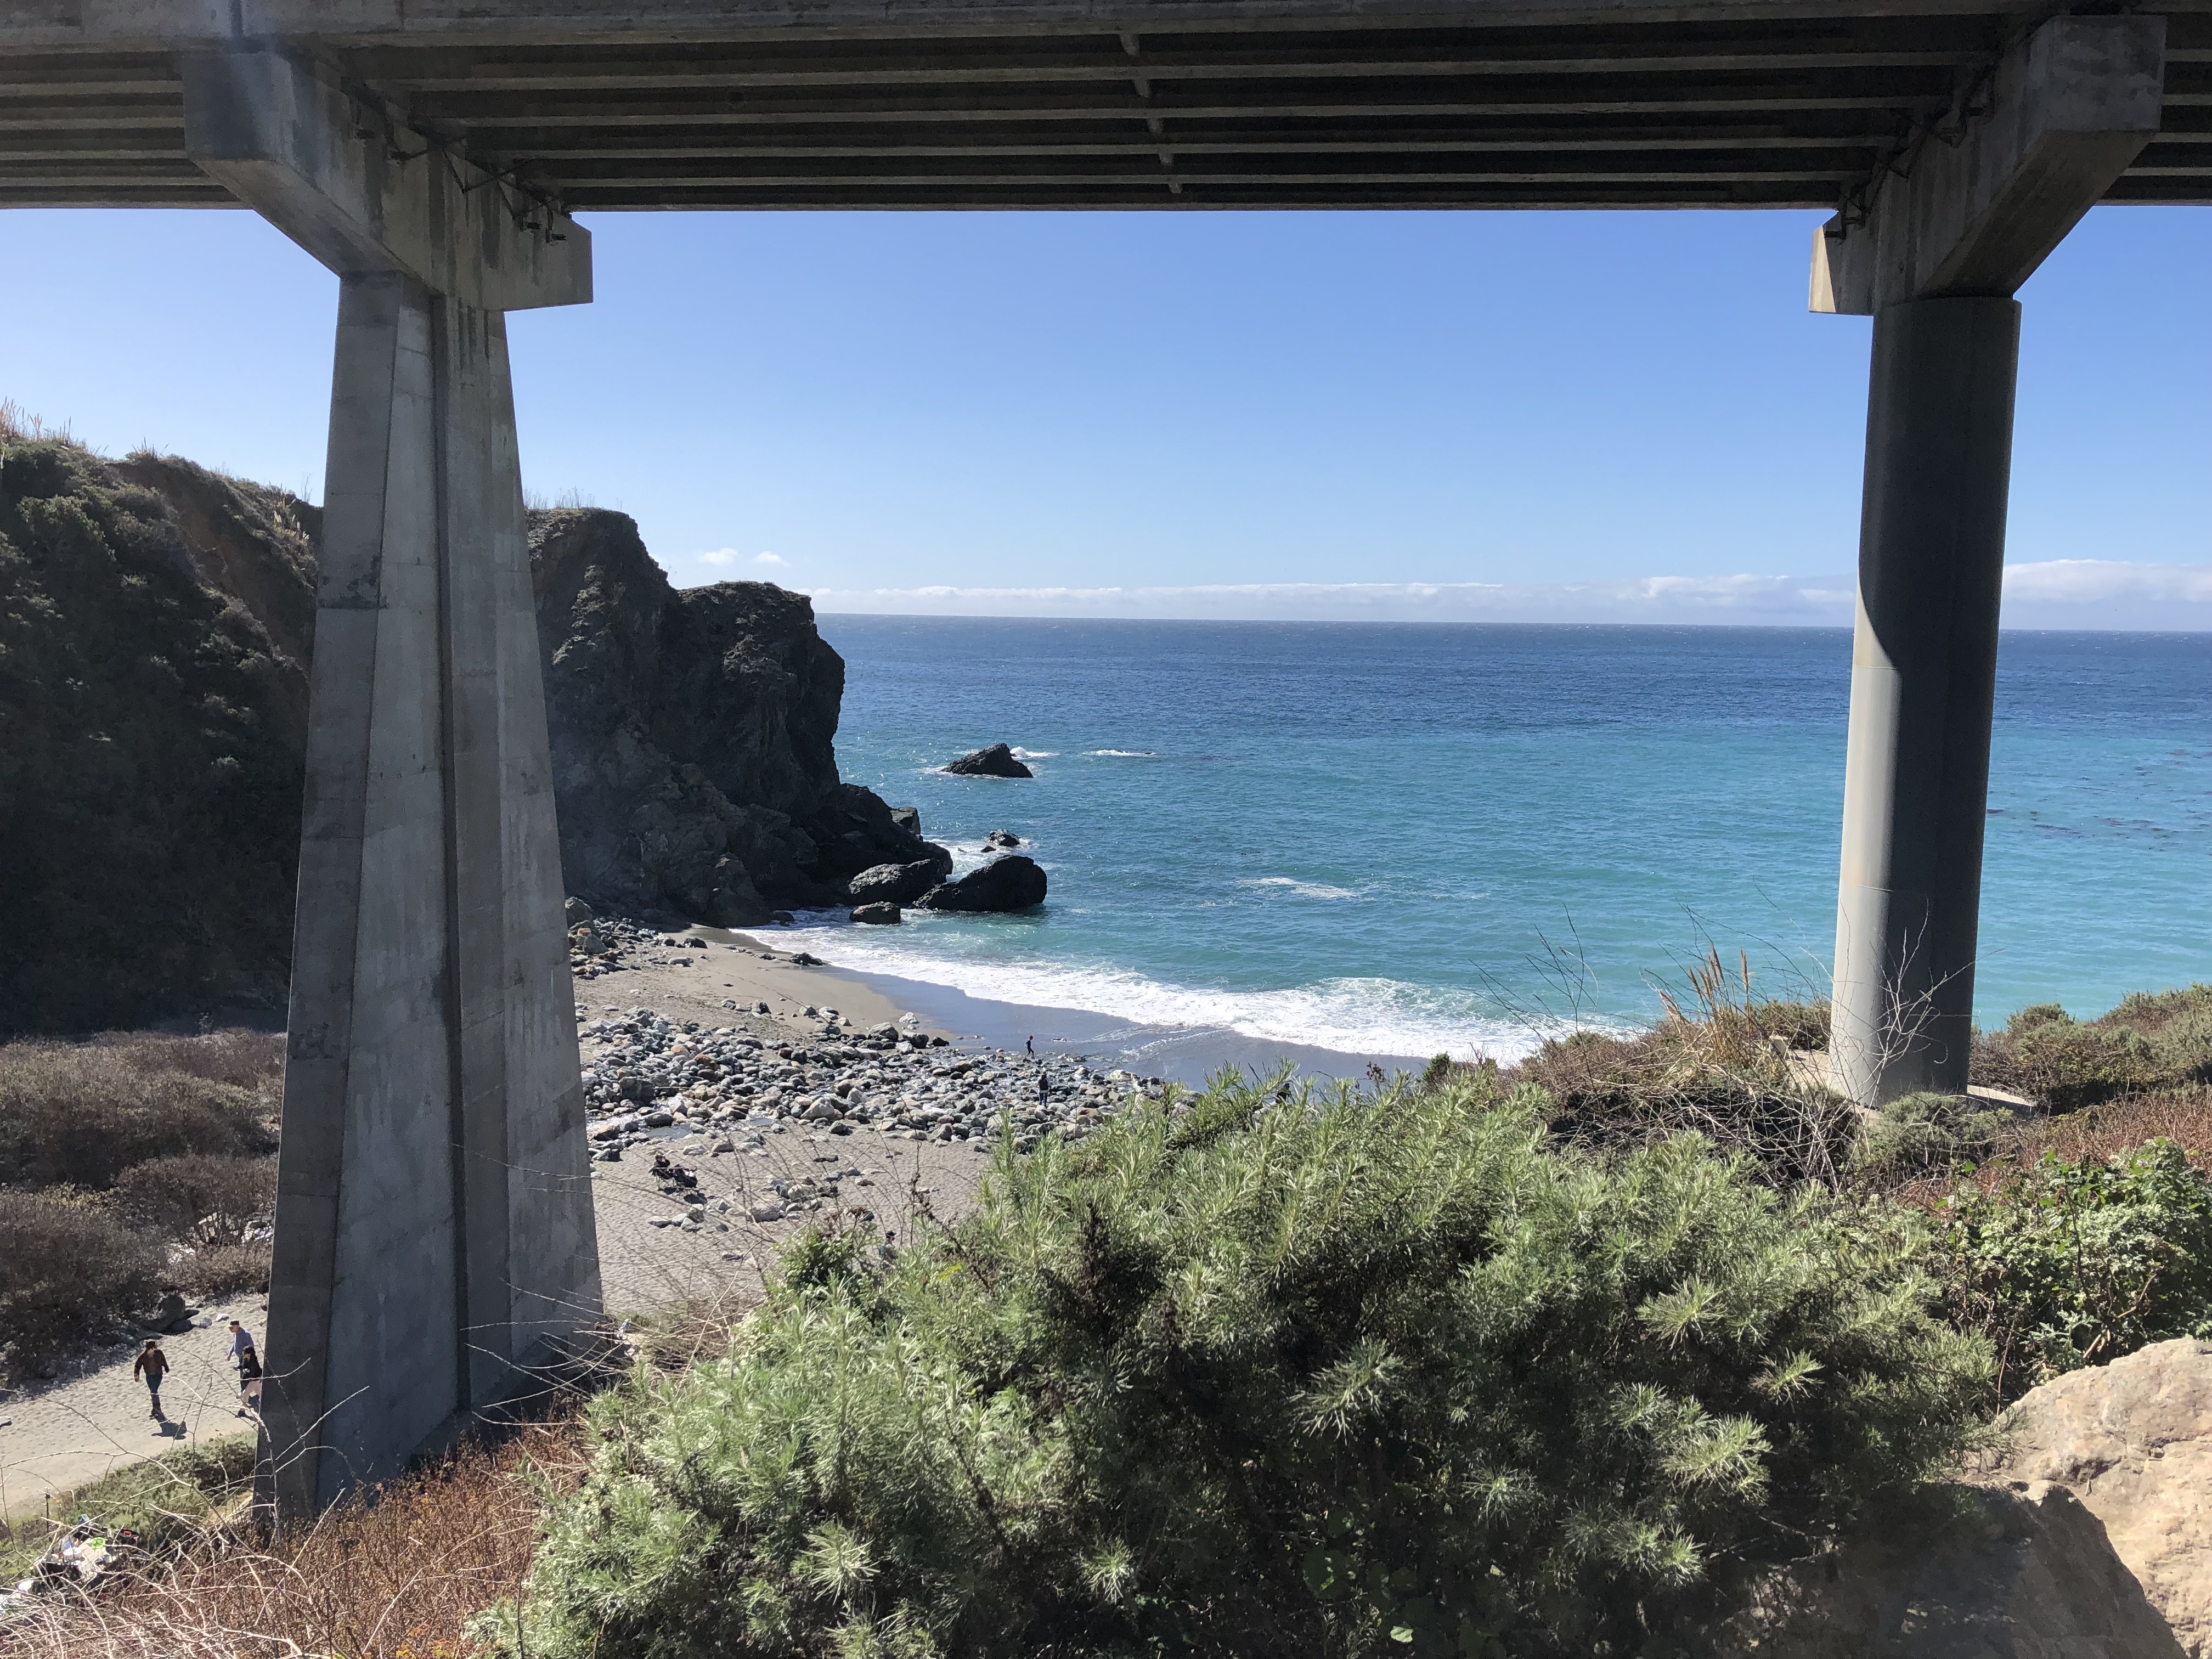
[943,742,1034,779]
[890,806,922,836]
[847,856,951,907]
[915,855,1048,913]
[985,829,1022,849]
[851,902,902,926]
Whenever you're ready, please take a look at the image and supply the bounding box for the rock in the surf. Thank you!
[914,854,1048,913]
[851,902,903,925]
[985,829,1022,849]
[943,742,1034,779]
[847,857,949,906]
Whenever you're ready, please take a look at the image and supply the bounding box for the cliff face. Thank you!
[0,435,317,1032]
[0,432,917,1032]
[531,508,938,924]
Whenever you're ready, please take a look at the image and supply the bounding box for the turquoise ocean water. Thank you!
[788,620,2212,1076]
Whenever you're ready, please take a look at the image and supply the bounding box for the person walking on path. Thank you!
[132,1340,168,1424]
[227,1320,262,1418]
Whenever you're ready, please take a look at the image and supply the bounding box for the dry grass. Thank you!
[0,1192,162,1377]
[1508,947,1855,1189]
[172,1242,272,1300]
[0,1032,281,1190]
[0,1420,589,1659]
[113,1155,276,1243]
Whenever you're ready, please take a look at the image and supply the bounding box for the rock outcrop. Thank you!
[915,854,1048,913]
[1714,1340,2212,1658]
[847,858,949,908]
[532,509,945,926]
[1716,1481,2183,1658]
[1982,1339,2212,1657]
[944,742,1033,778]
[850,902,902,926]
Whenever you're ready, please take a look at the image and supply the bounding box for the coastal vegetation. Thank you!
[6,981,2209,1654]
[494,1073,1991,1658]
[0,1030,281,1380]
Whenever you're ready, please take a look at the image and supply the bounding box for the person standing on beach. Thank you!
[1026,1036,1034,1055]
[228,1320,263,1417]
[132,1339,168,1423]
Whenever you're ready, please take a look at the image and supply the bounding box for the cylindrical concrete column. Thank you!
[1831,296,2019,1107]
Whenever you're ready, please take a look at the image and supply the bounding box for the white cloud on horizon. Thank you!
[694,548,787,568]
[808,560,2212,631]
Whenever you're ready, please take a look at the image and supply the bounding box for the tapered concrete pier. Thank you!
[182,49,599,1516]
[1813,15,2164,1103]
[1830,299,2018,1102]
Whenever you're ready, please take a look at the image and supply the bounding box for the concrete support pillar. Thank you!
[182,49,597,1516]
[1810,14,2163,1105]
[1830,299,2018,1104]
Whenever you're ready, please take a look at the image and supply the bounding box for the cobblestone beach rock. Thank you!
[577,990,1173,1180]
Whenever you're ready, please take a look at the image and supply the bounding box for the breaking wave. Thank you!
[781,917,1551,1063]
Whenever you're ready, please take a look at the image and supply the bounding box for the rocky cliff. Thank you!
[531,508,939,925]
[0,427,921,1032]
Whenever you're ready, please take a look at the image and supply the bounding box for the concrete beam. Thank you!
[0,0,2140,52]
[180,47,588,311]
[1810,15,2163,315]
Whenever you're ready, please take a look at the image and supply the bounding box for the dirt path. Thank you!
[1,1291,264,1528]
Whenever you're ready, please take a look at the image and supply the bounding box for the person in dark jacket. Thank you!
[132,1339,168,1421]
[228,1320,263,1417]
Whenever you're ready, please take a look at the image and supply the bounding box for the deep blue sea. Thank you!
[791,620,2212,1075]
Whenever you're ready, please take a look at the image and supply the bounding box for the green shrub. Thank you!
[498,1076,1988,1659]
[1853,1092,2012,1184]
[0,1189,161,1379]
[1934,1140,2212,1399]
[1972,988,2212,1108]
[0,1036,276,1189]
[1973,1007,2160,1112]
[2151,1001,2212,1086]
[113,1152,276,1241]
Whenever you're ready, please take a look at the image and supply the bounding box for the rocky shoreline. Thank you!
[573,928,1173,1231]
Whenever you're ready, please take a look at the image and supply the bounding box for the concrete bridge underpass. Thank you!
[2,0,2191,1516]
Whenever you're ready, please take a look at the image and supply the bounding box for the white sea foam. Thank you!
[783,919,1551,1063]
[1085,749,1158,758]
[1009,748,1059,759]
[1238,877,1363,901]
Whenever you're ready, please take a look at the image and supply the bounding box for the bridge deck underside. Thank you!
[9,13,2212,211]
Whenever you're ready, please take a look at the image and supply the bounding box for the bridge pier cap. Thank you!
[180,47,589,312]
[1813,14,2163,1107]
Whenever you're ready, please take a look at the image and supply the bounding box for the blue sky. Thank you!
[5,204,2208,625]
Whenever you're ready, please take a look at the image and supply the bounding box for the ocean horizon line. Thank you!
[743,558,2212,631]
